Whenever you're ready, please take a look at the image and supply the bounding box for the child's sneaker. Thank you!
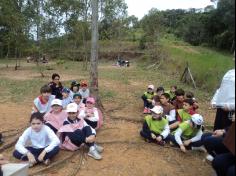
[88,147,102,160]
[94,144,104,153]
[191,146,207,153]
[143,108,148,114]
[206,154,214,162]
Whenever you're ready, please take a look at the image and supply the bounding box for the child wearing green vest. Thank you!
[170,99,196,130]
[166,85,177,102]
[141,85,156,114]
[168,114,205,153]
[140,106,170,146]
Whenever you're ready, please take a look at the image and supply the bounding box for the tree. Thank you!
[90,0,100,104]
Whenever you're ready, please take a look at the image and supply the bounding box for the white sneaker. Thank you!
[88,146,102,160]
[95,144,104,153]
[206,154,214,162]
[191,146,207,153]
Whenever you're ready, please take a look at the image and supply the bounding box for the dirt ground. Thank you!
[0,62,216,176]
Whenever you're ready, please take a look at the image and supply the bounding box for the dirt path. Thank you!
[0,62,215,176]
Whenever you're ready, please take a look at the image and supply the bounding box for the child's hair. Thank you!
[175,89,185,96]
[52,73,60,80]
[73,93,82,99]
[161,93,171,100]
[40,85,52,94]
[156,87,165,93]
[185,91,195,99]
[171,85,177,90]
[30,112,44,123]
[70,81,80,90]
[184,99,194,106]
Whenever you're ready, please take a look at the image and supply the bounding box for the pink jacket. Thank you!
[44,110,67,130]
[57,119,85,151]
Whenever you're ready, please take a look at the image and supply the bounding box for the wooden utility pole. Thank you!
[90,0,99,101]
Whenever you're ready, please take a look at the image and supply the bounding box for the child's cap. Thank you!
[62,87,70,94]
[51,99,62,107]
[66,103,78,113]
[148,85,155,90]
[191,114,204,125]
[150,106,163,114]
[86,97,95,104]
[73,93,82,99]
[81,81,88,87]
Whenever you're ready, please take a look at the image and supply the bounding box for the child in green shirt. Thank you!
[168,114,205,153]
[140,106,170,146]
[141,85,156,114]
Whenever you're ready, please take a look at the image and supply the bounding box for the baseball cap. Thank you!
[150,106,164,115]
[62,87,70,94]
[66,103,78,113]
[148,85,155,90]
[86,97,95,104]
[51,99,62,107]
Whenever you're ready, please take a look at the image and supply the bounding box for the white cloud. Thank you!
[125,0,214,19]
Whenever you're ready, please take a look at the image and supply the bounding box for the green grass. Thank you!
[159,35,234,92]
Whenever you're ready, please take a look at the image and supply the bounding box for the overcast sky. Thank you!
[125,0,214,19]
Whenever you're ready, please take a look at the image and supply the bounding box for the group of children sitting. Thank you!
[2,73,104,168]
[140,85,206,153]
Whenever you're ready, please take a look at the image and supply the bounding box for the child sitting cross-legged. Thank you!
[58,103,103,160]
[141,85,156,114]
[140,106,170,146]
[168,114,206,153]
[13,112,60,167]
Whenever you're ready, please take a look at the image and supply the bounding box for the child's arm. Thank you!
[87,109,99,122]
[15,128,31,155]
[189,130,203,143]
[169,121,180,130]
[45,126,60,153]
[79,110,86,119]
[160,124,170,140]
[166,109,176,122]
[174,128,186,152]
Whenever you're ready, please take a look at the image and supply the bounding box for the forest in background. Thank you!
[0,0,235,60]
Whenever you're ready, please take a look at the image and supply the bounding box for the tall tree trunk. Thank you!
[90,0,103,108]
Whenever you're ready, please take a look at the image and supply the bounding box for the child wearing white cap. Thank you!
[58,103,103,160]
[168,114,205,153]
[141,85,157,114]
[44,99,67,133]
[140,106,170,146]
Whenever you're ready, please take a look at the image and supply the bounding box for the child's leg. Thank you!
[45,123,58,134]
[66,130,86,147]
[13,147,42,161]
[167,134,179,146]
[202,135,228,156]
[82,126,95,147]
[84,119,98,129]
[43,146,60,160]
[141,95,148,108]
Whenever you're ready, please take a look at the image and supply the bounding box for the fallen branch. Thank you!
[0,137,19,153]
[69,148,85,176]
[109,115,143,123]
